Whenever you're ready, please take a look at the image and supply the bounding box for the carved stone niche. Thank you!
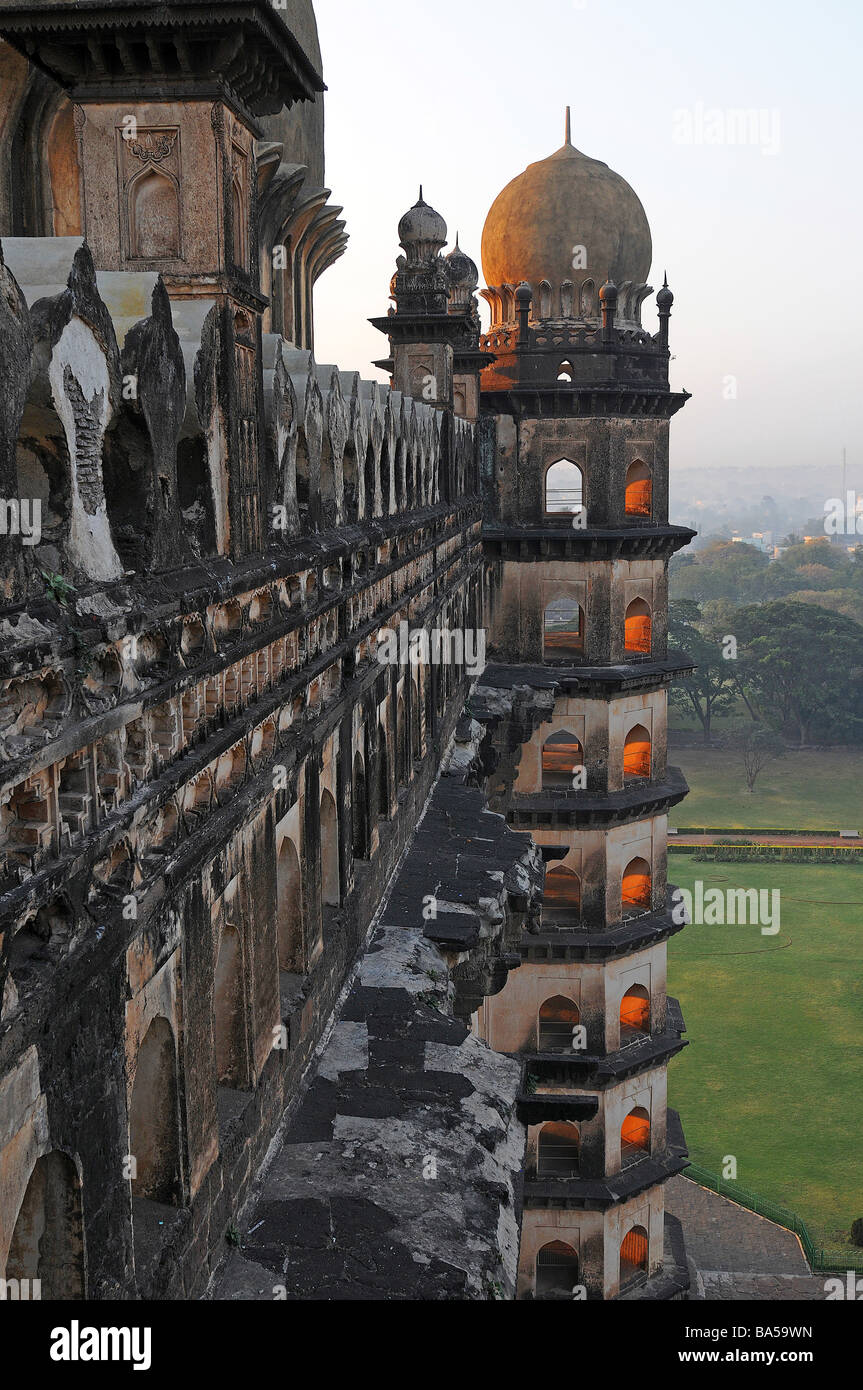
[118,125,182,263]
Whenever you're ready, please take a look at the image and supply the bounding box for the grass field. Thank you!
[667,857,863,1256]
[668,745,863,831]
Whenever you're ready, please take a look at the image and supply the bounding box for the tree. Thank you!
[720,722,785,793]
[734,601,863,746]
[783,589,862,624]
[668,600,737,743]
[670,542,770,606]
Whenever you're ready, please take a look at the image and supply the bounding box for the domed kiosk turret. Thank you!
[398,188,448,266]
[481,109,653,327]
[445,235,479,310]
[372,195,493,420]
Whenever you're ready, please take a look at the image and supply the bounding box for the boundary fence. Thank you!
[672,827,855,837]
[668,844,862,861]
[686,1163,863,1275]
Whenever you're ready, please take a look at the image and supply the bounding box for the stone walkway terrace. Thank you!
[667,1176,830,1300]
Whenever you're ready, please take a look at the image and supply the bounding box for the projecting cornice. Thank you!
[522,1111,689,1211]
[481,386,691,420]
[0,1,324,125]
[507,767,690,830]
[482,522,696,563]
[475,656,696,700]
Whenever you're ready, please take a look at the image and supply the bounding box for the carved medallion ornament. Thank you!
[128,130,178,165]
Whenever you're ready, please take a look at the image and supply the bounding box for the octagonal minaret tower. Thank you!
[473,112,696,1300]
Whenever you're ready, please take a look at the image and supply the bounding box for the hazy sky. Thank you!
[311,0,862,486]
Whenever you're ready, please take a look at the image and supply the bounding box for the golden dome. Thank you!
[481,112,652,323]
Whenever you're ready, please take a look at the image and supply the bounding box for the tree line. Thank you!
[669,539,863,750]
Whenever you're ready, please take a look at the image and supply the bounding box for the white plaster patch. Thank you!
[75,592,128,620]
[317,1022,369,1081]
[49,315,122,581]
[424,1035,522,1094]
[359,925,450,998]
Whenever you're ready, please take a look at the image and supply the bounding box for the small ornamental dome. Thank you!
[515,281,533,305]
[445,235,479,294]
[656,274,674,311]
[599,277,618,304]
[398,188,447,264]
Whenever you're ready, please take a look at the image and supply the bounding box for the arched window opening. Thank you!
[364,441,377,520]
[543,599,584,662]
[538,995,581,1052]
[622,856,651,915]
[625,459,652,517]
[342,441,360,523]
[411,678,422,761]
[623,724,651,781]
[620,1224,649,1284]
[296,434,311,515]
[377,734,390,821]
[214,744,246,802]
[537,1122,580,1178]
[320,789,340,906]
[620,985,651,1043]
[541,729,584,789]
[276,837,304,974]
[6,1152,85,1299]
[536,1241,580,1299]
[231,175,248,270]
[544,459,584,518]
[621,1108,651,1165]
[624,598,652,655]
[352,754,368,860]
[542,866,581,926]
[397,693,407,786]
[129,1016,181,1204]
[379,439,392,516]
[557,361,574,383]
[214,926,246,1089]
[47,100,83,237]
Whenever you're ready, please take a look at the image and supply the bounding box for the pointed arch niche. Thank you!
[6,1152,85,1299]
[128,165,180,260]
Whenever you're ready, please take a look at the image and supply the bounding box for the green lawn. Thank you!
[668,745,863,831]
[667,858,863,1256]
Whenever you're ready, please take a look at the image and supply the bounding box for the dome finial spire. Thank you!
[565,106,572,146]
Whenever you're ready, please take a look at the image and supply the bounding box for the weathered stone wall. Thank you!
[0,235,487,1297]
[488,415,671,530]
[487,556,669,667]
